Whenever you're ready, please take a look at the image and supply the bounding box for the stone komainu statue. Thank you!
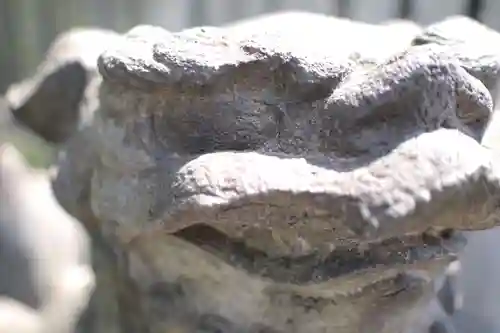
[4,11,500,333]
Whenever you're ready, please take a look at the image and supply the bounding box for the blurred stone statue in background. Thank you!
[0,143,94,333]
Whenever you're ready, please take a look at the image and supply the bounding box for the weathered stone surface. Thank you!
[94,24,497,237]
[412,16,500,47]
[5,28,121,144]
[224,11,421,64]
[412,16,500,100]
[51,14,500,333]
[0,144,94,333]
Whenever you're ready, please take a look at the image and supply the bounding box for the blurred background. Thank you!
[1,0,500,332]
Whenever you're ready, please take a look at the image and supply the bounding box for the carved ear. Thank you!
[10,61,88,144]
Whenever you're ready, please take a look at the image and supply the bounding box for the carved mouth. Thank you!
[173,223,465,284]
[130,223,461,333]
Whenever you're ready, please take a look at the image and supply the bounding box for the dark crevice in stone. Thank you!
[173,223,459,284]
